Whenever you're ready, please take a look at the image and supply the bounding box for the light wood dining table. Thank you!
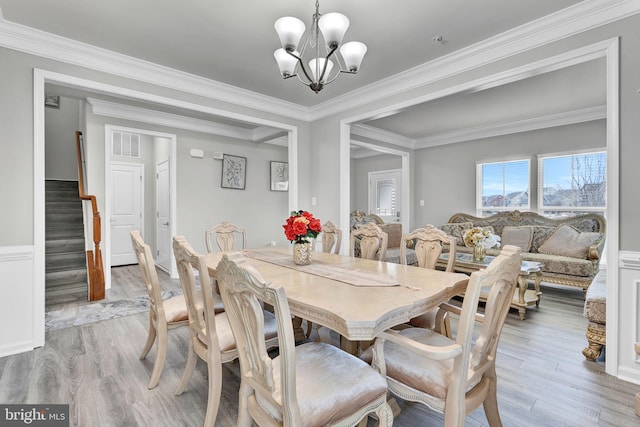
[206,247,469,354]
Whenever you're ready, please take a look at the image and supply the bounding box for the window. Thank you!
[112,131,140,158]
[477,159,530,216]
[538,150,606,217]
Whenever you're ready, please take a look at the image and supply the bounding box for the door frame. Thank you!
[155,158,172,273]
[368,169,405,230]
[104,125,178,286]
[109,161,144,267]
[340,39,620,376]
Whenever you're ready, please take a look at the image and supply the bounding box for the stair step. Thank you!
[46,211,84,223]
[46,238,86,254]
[45,180,78,189]
[46,252,87,272]
[45,190,80,201]
[46,201,83,213]
[46,269,88,286]
[45,282,87,300]
[46,228,85,240]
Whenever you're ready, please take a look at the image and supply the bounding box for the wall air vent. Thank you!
[112,131,140,158]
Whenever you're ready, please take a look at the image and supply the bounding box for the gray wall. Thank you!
[412,120,606,227]
[350,154,402,213]
[45,96,81,180]
[84,109,290,255]
[0,46,309,246]
[308,14,640,251]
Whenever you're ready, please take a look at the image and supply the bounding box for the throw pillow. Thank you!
[379,223,402,249]
[529,226,556,253]
[439,222,473,246]
[538,224,600,259]
[501,226,533,252]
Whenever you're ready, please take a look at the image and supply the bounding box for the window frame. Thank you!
[476,158,531,217]
[537,149,606,217]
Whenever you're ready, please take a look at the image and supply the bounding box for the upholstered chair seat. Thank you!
[363,328,481,402]
[195,310,278,353]
[173,236,279,426]
[216,252,393,427]
[130,230,190,390]
[256,342,388,426]
[363,246,522,427]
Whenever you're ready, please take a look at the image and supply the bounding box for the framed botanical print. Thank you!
[270,161,288,191]
[221,154,247,190]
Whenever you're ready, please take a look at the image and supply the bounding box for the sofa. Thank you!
[440,210,606,292]
[349,211,417,265]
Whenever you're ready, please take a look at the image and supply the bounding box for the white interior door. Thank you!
[156,159,171,272]
[369,170,402,224]
[110,162,143,266]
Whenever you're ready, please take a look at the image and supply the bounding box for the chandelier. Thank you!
[273,1,367,93]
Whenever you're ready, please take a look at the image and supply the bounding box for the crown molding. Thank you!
[309,0,640,121]
[351,124,415,149]
[414,105,606,149]
[1,0,637,124]
[0,20,309,121]
[87,98,258,140]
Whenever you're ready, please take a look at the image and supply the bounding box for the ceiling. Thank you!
[1,0,605,153]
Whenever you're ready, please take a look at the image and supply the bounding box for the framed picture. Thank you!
[45,94,60,109]
[270,161,289,191]
[221,154,247,190]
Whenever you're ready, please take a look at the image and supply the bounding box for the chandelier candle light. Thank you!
[274,0,367,93]
[283,210,322,265]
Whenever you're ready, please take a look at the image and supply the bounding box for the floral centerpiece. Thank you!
[463,227,500,261]
[283,210,322,265]
[283,210,322,243]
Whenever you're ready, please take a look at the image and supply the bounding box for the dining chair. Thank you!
[172,236,279,427]
[364,245,522,427]
[401,225,458,333]
[130,230,190,389]
[216,253,394,427]
[350,222,388,261]
[320,220,342,254]
[205,221,247,252]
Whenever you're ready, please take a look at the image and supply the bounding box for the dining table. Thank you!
[206,246,469,354]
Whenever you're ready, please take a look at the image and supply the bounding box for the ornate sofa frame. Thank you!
[447,210,606,292]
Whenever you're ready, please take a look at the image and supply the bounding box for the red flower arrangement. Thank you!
[283,210,322,244]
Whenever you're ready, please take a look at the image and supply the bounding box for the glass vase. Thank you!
[473,244,486,262]
[293,242,312,265]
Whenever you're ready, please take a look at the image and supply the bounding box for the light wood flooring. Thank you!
[2,265,639,426]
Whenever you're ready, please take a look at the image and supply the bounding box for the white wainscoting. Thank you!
[617,251,640,385]
[0,245,39,357]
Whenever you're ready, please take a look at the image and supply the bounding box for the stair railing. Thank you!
[76,131,105,300]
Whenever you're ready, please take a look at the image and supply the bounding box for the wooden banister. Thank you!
[76,131,105,301]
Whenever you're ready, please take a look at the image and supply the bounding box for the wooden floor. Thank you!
[2,265,639,426]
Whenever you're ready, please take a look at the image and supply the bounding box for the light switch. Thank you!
[420,200,425,206]
[311,197,317,206]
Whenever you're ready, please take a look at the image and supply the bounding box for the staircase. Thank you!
[45,180,88,304]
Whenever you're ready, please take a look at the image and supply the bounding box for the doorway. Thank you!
[156,159,172,272]
[110,162,144,266]
[369,169,402,224]
[104,125,178,288]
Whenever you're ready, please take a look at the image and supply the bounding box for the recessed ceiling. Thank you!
[5,0,605,157]
[0,0,583,107]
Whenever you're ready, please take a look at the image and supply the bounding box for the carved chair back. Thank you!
[205,221,247,252]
